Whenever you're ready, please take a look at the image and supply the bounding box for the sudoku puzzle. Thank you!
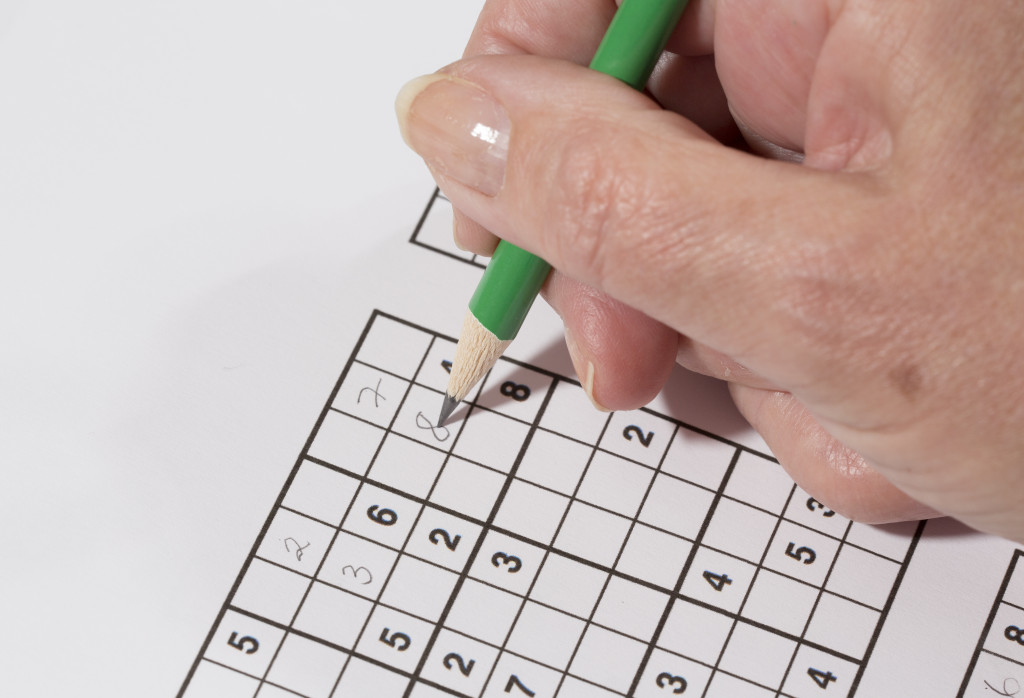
[178,310,923,698]
[410,189,486,269]
[959,549,1024,696]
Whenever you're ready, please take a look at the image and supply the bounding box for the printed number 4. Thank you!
[808,668,837,689]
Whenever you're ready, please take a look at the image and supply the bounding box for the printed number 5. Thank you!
[227,631,259,654]
[785,542,817,565]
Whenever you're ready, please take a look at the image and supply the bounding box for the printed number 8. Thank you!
[500,381,530,401]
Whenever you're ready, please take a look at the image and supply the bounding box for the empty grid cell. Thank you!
[576,450,655,518]
[444,578,522,646]
[805,592,881,661]
[825,544,901,610]
[341,483,421,551]
[366,434,445,498]
[493,478,569,546]
[231,557,309,625]
[783,486,851,540]
[514,429,591,495]
[657,598,734,667]
[282,461,359,527]
[700,498,777,564]
[414,335,461,395]
[412,193,470,260]
[307,410,384,477]
[634,649,713,698]
[264,633,346,698]
[558,676,622,698]
[704,497,774,560]
[681,547,757,614]
[356,316,433,380]
[292,581,373,649]
[529,553,608,620]
[475,360,552,423]
[724,451,793,515]
[763,521,841,587]
[258,683,309,698]
[781,645,858,698]
[704,671,774,698]
[554,501,631,568]
[357,605,435,673]
[391,384,460,453]
[420,629,500,697]
[452,406,531,473]
[505,601,586,670]
[333,362,408,428]
[482,653,561,698]
[331,657,410,698]
[538,381,609,444]
[183,661,259,698]
[317,531,398,600]
[844,521,917,563]
[740,569,817,637]
[429,456,505,522]
[404,506,483,572]
[638,473,715,541]
[569,624,647,694]
[256,508,335,577]
[616,523,692,592]
[659,428,735,492]
[380,555,459,623]
[592,576,669,641]
[255,684,300,698]
[599,409,674,468]
[718,621,797,691]
[961,651,1024,698]
[204,610,285,678]
[983,602,1024,664]
[469,530,545,596]
[1003,557,1024,608]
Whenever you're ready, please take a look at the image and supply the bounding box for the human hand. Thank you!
[395,0,1024,542]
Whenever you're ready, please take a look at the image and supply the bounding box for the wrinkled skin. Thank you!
[396,0,1024,542]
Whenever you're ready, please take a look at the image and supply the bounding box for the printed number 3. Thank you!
[656,672,687,694]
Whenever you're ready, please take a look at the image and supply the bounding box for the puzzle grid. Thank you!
[410,189,486,270]
[178,308,923,698]
[958,549,1024,697]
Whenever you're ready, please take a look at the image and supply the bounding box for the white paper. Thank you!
[1,2,1021,697]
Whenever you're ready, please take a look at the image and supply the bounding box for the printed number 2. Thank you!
[623,425,654,447]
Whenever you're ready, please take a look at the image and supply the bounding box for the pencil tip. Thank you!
[437,394,458,427]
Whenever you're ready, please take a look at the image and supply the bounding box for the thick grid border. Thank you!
[409,188,487,269]
[177,310,926,698]
[957,549,1024,696]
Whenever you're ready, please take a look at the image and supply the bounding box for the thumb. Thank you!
[395,54,883,401]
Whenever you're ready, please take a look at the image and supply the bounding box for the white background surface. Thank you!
[0,1,1018,696]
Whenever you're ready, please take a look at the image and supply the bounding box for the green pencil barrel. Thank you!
[465,0,688,343]
[589,0,690,88]
[468,241,551,341]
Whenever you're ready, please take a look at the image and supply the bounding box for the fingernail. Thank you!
[451,215,467,251]
[565,329,610,412]
[395,74,509,196]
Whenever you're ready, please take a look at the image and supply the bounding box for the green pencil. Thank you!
[440,0,690,425]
